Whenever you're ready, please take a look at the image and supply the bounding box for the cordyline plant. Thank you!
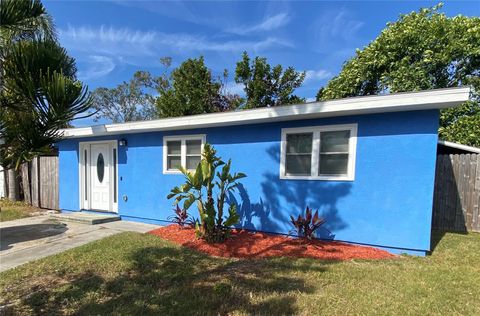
[167,205,194,228]
[290,206,326,240]
[167,143,246,243]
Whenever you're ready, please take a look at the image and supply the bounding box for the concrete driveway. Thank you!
[0,215,159,272]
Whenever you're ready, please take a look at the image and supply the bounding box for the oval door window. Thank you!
[97,153,105,183]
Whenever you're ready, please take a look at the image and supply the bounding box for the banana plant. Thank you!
[167,143,246,243]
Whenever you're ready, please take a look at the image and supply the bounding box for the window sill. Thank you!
[163,169,196,175]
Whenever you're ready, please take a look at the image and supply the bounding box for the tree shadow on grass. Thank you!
[20,245,336,315]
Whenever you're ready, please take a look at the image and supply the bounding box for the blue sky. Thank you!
[44,0,479,126]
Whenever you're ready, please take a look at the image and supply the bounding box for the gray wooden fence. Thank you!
[21,155,59,210]
[432,154,480,232]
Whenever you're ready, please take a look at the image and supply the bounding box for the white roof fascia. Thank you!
[61,87,471,138]
[438,140,480,154]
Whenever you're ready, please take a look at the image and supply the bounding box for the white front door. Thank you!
[90,143,111,210]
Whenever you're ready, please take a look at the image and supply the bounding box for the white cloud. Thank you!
[59,25,292,57]
[306,97,317,103]
[78,55,115,80]
[312,8,364,52]
[228,13,290,35]
[62,25,156,45]
[329,10,364,40]
[304,69,333,82]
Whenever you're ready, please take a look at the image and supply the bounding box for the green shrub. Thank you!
[167,143,246,243]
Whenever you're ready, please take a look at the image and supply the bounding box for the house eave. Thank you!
[438,140,480,154]
[61,87,471,139]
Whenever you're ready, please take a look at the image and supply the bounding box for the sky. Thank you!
[43,0,480,126]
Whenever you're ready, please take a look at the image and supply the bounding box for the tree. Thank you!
[316,4,480,147]
[0,0,55,43]
[91,70,160,123]
[0,0,92,200]
[235,51,306,109]
[156,57,240,118]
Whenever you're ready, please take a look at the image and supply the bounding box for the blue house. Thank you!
[58,87,470,256]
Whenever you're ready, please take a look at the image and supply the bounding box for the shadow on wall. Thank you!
[228,145,351,239]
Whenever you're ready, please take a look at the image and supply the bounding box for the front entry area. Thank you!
[79,141,118,212]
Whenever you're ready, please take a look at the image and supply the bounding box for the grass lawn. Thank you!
[1,231,479,315]
[0,200,40,222]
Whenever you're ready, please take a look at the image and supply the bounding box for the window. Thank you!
[96,153,105,183]
[285,133,313,175]
[163,135,206,173]
[280,124,357,180]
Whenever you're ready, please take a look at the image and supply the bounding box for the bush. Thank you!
[167,143,246,243]
[290,206,326,240]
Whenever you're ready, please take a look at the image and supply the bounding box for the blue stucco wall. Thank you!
[58,110,439,255]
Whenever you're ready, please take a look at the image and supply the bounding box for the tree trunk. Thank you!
[7,168,20,201]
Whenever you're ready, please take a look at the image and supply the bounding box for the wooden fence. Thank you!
[21,155,59,210]
[432,154,480,232]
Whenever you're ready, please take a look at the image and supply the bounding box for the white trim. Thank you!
[61,87,471,138]
[438,140,480,154]
[280,124,357,181]
[79,140,118,212]
[163,134,206,174]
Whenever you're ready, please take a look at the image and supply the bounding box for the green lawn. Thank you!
[0,200,39,222]
[1,231,479,315]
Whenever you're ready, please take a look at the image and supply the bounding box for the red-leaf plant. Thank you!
[168,205,194,228]
[289,206,326,240]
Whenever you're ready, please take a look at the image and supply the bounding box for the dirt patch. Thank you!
[148,225,395,260]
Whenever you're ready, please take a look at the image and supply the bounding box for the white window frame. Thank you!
[163,134,206,174]
[280,124,357,181]
[78,140,118,212]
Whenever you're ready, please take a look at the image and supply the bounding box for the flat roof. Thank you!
[61,87,471,138]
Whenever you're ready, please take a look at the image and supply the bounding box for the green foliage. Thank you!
[439,113,480,147]
[0,0,55,44]
[157,57,241,118]
[1,38,91,167]
[91,70,159,123]
[317,4,480,147]
[0,0,92,168]
[235,51,306,109]
[167,143,246,243]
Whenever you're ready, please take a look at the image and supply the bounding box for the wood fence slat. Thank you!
[19,155,59,210]
[20,162,31,204]
[433,153,480,232]
[440,155,450,231]
[473,155,480,232]
[31,157,39,208]
[465,154,475,231]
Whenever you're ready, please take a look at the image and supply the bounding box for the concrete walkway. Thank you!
[0,215,159,272]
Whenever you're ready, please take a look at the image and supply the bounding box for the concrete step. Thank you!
[51,212,121,225]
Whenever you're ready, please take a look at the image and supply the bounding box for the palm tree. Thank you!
[0,0,92,201]
[0,0,55,43]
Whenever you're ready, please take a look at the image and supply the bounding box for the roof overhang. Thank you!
[61,87,471,139]
[438,140,480,154]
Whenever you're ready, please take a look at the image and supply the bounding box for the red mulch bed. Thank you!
[148,225,395,261]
